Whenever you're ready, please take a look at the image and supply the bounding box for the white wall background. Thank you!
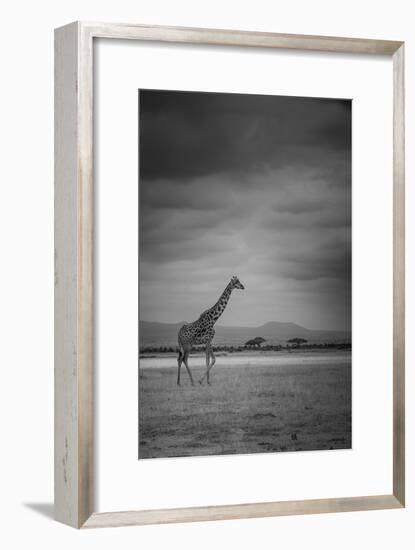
[0,0,413,547]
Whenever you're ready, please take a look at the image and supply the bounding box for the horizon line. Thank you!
[140,319,351,332]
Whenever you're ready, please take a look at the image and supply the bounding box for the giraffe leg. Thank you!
[183,350,194,386]
[206,349,216,385]
[199,344,215,385]
[177,350,183,386]
[199,345,211,385]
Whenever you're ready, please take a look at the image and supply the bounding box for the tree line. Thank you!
[140,341,351,354]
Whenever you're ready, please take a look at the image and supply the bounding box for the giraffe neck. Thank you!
[208,283,233,323]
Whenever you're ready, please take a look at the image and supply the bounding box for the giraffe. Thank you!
[177,276,245,386]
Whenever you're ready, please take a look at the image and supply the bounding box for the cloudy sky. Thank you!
[139,90,351,330]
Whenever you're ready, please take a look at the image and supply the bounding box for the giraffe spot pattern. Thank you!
[177,276,244,350]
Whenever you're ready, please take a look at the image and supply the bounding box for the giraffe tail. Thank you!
[177,347,184,364]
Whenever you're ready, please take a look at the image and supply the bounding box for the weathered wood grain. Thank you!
[83,495,403,528]
[83,21,402,55]
[54,21,94,528]
[393,44,405,507]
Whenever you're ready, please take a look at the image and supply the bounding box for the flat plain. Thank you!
[139,351,351,459]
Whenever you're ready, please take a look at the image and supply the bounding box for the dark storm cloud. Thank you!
[139,90,351,330]
[140,90,351,182]
[279,239,352,282]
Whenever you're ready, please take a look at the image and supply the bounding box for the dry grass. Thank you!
[139,351,351,458]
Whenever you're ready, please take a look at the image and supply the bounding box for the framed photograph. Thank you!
[55,22,405,528]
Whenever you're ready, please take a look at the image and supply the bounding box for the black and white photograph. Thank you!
[138,89,352,459]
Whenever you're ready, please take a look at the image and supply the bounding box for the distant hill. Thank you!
[139,320,351,347]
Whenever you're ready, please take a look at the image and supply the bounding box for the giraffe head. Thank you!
[230,275,245,290]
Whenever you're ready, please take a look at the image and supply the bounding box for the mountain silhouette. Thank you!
[140,320,351,347]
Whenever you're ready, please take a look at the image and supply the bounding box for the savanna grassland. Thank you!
[138,351,351,459]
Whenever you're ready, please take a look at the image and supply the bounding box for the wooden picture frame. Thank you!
[54,21,405,529]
